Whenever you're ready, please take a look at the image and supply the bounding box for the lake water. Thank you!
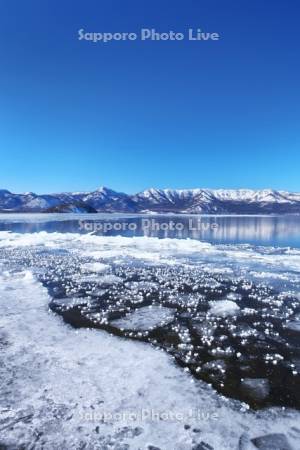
[1,213,300,248]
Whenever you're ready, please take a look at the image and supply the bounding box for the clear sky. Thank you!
[0,0,299,194]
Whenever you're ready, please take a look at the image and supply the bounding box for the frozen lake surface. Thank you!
[0,215,300,449]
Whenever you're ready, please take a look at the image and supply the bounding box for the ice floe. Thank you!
[110,305,175,331]
[208,300,240,317]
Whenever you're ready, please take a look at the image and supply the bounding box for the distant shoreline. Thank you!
[1,211,300,216]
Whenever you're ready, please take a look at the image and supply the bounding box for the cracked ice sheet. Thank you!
[1,232,300,275]
[0,271,300,450]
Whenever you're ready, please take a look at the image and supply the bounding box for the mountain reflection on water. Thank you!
[0,214,300,248]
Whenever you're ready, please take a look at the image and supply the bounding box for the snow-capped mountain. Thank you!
[1,187,300,214]
[133,188,300,214]
[0,189,62,212]
[56,187,137,212]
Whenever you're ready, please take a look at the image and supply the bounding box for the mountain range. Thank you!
[1,187,300,214]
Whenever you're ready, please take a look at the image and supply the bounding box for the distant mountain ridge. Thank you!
[1,187,300,214]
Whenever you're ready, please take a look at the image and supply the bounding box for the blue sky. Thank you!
[0,0,299,194]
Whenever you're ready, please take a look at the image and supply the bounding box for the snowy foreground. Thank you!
[0,232,300,449]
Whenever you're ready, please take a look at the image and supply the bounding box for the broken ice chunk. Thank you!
[208,300,240,317]
[110,305,175,331]
[81,262,110,273]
